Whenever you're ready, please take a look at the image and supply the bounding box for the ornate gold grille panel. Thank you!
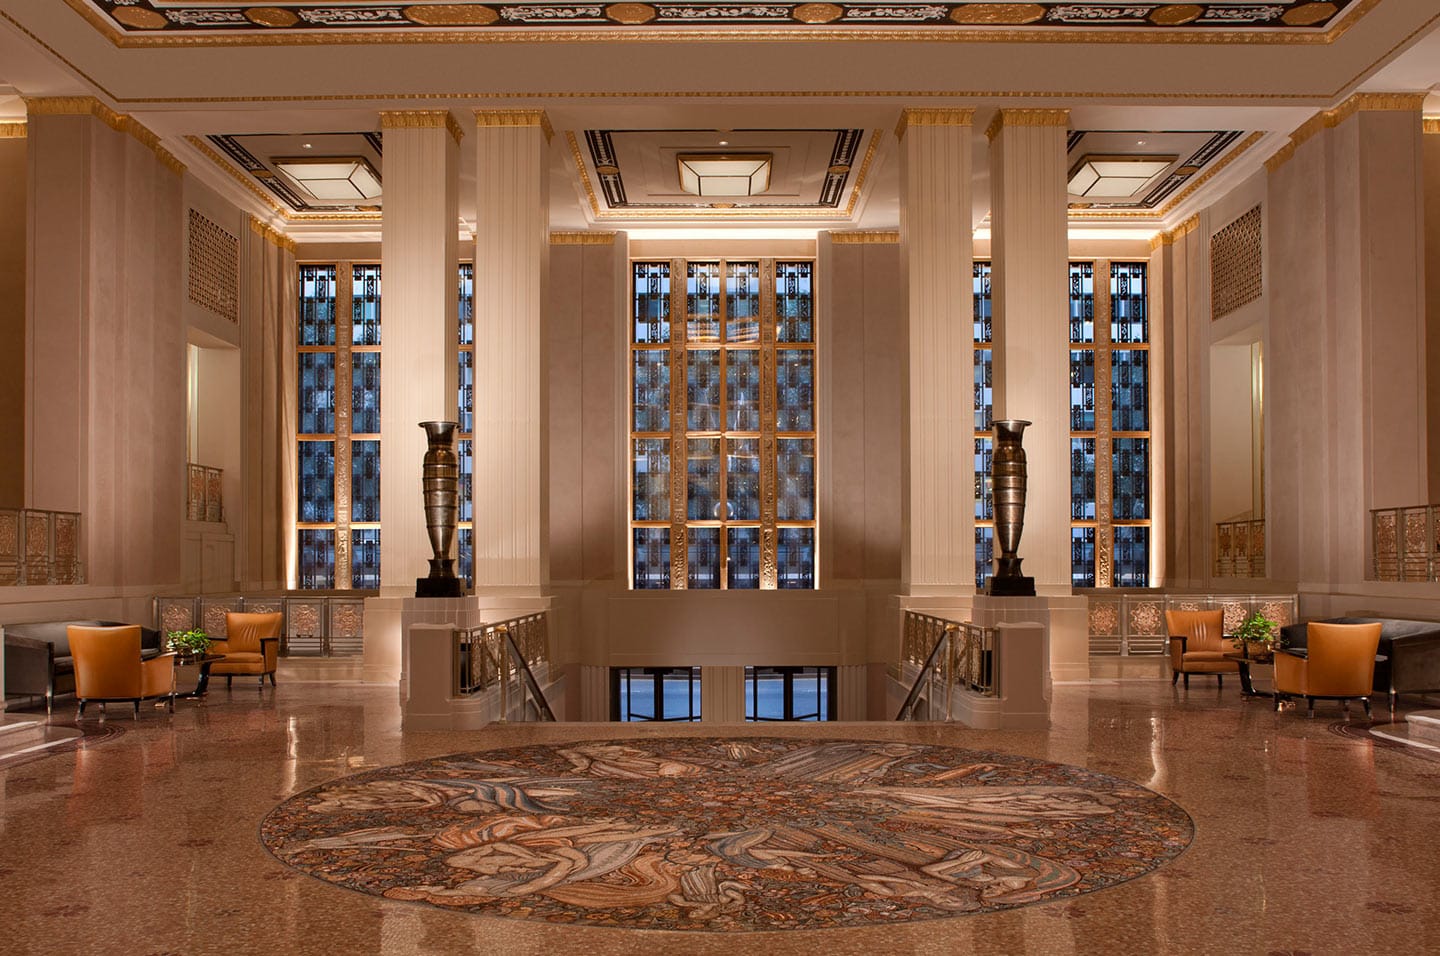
[1210,204,1263,320]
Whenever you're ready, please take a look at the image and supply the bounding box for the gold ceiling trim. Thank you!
[986,108,1070,140]
[1425,119,1440,135]
[475,109,554,143]
[568,127,880,222]
[185,133,383,223]
[1068,131,1263,221]
[59,0,1381,48]
[1266,91,1428,172]
[380,110,464,144]
[0,122,26,139]
[550,231,618,245]
[250,216,297,253]
[25,96,184,174]
[894,108,975,140]
[829,230,899,243]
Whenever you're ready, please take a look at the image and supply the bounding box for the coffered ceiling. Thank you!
[1,0,1438,241]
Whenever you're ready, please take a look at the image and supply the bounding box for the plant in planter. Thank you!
[167,627,212,661]
[1232,612,1277,660]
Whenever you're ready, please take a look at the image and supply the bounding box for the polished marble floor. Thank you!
[1,665,1437,955]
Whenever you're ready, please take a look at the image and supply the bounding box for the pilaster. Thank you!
[376,111,461,594]
[988,109,1071,595]
[896,108,974,597]
[473,110,551,592]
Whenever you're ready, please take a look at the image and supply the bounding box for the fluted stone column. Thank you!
[987,109,1071,595]
[376,111,461,594]
[472,110,550,593]
[896,108,974,599]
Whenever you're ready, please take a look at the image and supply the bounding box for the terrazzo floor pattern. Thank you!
[1,670,1437,955]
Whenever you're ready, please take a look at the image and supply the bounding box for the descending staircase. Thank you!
[1371,710,1440,753]
[0,714,82,763]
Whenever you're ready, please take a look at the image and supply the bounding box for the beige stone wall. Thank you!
[0,137,25,510]
[1426,130,1440,501]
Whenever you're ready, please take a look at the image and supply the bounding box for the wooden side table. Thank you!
[1222,652,1273,699]
[174,653,227,699]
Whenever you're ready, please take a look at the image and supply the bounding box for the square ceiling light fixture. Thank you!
[677,153,772,197]
[273,156,382,202]
[1067,154,1176,199]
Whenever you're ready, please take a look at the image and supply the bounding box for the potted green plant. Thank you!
[1232,611,1276,661]
[167,627,212,662]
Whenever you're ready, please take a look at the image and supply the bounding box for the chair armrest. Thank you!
[141,652,177,697]
[1276,647,1308,660]
[260,636,279,671]
[1169,635,1188,652]
[209,638,231,654]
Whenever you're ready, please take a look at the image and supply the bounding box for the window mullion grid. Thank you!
[759,259,779,589]
[1094,259,1114,589]
[334,261,355,589]
[669,258,688,589]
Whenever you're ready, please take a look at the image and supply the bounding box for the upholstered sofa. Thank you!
[3,620,163,713]
[1279,616,1440,712]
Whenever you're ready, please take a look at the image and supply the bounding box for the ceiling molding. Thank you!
[894,108,974,140]
[1067,131,1264,222]
[550,231,618,244]
[59,0,1375,48]
[829,230,899,243]
[184,134,384,224]
[1265,90,1429,172]
[24,95,184,173]
[0,121,25,138]
[379,110,464,144]
[986,108,1069,140]
[249,216,297,253]
[475,109,554,142]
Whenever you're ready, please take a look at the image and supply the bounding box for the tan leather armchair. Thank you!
[1166,609,1238,689]
[210,612,282,690]
[1273,621,1383,718]
[69,625,175,718]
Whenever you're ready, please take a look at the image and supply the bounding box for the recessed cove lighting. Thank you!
[1067,154,1175,200]
[676,153,772,198]
[273,155,382,202]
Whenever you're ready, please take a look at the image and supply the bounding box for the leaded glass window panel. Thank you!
[298,441,335,523]
[457,262,475,584]
[1071,527,1096,588]
[1069,262,1095,344]
[776,262,813,343]
[630,259,815,589]
[776,350,814,432]
[298,353,336,435]
[975,526,994,591]
[686,438,723,521]
[974,438,993,521]
[633,528,671,590]
[298,265,336,346]
[351,352,381,435]
[974,348,993,432]
[351,529,380,590]
[727,438,760,521]
[633,351,669,433]
[351,440,380,523]
[687,262,721,343]
[351,264,382,346]
[777,527,815,589]
[458,349,475,434]
[973,261,992,342]
[687,349,722,432]
[1112,438,1149,520]
[1111,351,1149,432]
[458,262,475,346]
[687,528,721,589]
[458,438,474,522]
[1110,262,1148,344]
[728,527,760,589]
[1071,438,1096,521]
[1113,526,1149,587]
[632,439,670,522]
[726,350,760,432]
[974,261,994,587]
[633,262,671,344]
[458,528,473,586]
[726,262,761,343]
[299,529,335,590]
[1069,350,1095,432]
[777,439,815,522]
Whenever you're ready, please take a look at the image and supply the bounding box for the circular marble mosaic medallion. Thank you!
[260,737,1192,931]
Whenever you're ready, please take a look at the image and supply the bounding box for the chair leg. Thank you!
[1183,673,1190,689]
[258,675,264,691]
[1171,671,1179,686]
[268,672,277,687]
[133,700,140,720]
[1217,675,1224,688]
[1363,697,1372,720]
[1273,692,1281,712]
[77,699,86,718]
[46,691,53,718]
[226,676,233,689]
[1307,697,1315,718]
[1390,690,1397,719]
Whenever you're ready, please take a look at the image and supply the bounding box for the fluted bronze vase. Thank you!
[988,418,1036,596]
[416,421,464,598]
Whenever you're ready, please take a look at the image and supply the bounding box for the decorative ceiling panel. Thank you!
[71,1,1364,42]
[1066,129,1243,210]
[203,131,384,214]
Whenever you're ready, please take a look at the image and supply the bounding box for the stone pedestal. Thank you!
[972,593,1089,683]
[363,592,552,686]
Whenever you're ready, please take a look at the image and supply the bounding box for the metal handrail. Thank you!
[456,613,554,721]
[896,612,996,720]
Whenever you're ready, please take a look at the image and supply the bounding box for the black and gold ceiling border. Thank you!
[206,132,383,213]
[68,0,1368,46]
[1068,129,1242,211]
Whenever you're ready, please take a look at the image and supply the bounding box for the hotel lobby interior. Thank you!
[3,1,1440,952]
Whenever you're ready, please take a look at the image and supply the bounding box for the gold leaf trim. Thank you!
[550,231,617,244]
[1425,118,1440,135]
[474,109,553,142]
[605,3,656,24]
[895,108,974,140]
[403,4,498,25]
[25,96,183,174]
[829,230,899,244]
[1267,93,1426,172]
[986,108,1069,140]
[1282,2,1338,27]
[112,7,167,29]
[249,216,297,252]
[380,109,464,144]
[244,7,300,28]
[949,2,1044,25]
[792,3,842,24]
[0,122,26,139]
[1150,4,1202,25]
